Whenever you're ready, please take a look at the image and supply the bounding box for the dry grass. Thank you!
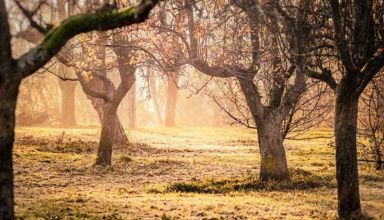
[13,126,384,219]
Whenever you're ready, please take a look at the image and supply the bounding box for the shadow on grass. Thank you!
[166,168,335,193]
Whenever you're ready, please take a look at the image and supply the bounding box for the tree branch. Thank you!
[0,0,12,65]
[42,67,78,81]
[329,0,356,73]
[14,0,50,34]
[190,59,250,79]
[16,0,160,79]
[306,68,338,91]
[357,47,384,94]
[75,70,110,102]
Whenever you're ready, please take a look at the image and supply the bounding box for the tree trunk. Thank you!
[96,103,118,166]
[237,77,289,181]
[149,73,163,125]
[257,115,289,181]
[59,80,77,127]
[335,91,361,219]
[91,99,128,144]
[114,115,128,145]
[127,79,136,129]
[0,80,20,219]
[165,71,179,127]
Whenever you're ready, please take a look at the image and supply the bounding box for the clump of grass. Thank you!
[120,156,133,163]
[166,168,334,193]
[311,162,324,167]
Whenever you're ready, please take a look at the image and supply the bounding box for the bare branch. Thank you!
[357,47,384,94]
[306,68,338,91]
[42,67,78,81]
[14,0,50,34]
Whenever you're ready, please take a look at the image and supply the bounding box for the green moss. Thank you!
[41,6,137,52]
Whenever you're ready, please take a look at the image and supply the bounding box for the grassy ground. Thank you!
[13,126,384,219]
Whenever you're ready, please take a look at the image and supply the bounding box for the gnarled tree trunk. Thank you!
[91,99,128,144]
[0,79,20,219]
[335,89,361,218]
[257,114,289,181]
[238,77,290,181]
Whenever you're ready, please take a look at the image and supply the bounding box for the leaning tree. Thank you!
[0,0,160,218]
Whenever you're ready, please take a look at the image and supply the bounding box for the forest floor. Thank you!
[14,126,384,219]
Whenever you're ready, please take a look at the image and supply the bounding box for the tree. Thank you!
[306,0,384,218]
[0,0,160,218]
[127,81,137,129]
[148,69,165,125]
[162,0,313,181]
[165,71,180,126]
[130,0,187,127]
[57,0,78,128]
[69,31,134,165]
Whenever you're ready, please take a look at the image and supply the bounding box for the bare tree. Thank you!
[174,0,313,181]
[306,0,384,217]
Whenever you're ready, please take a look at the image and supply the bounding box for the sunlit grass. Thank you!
[13,126,384,219]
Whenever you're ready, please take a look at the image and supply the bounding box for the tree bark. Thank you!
[257,115,290,181]
[113,115,128,145]
[59,80,77,127]
[91,99,128,144]
[0,79,20,219]
[165,71,179,127]
[335,90,362,219]
[96,103,118,166]
[237,77,290,181]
